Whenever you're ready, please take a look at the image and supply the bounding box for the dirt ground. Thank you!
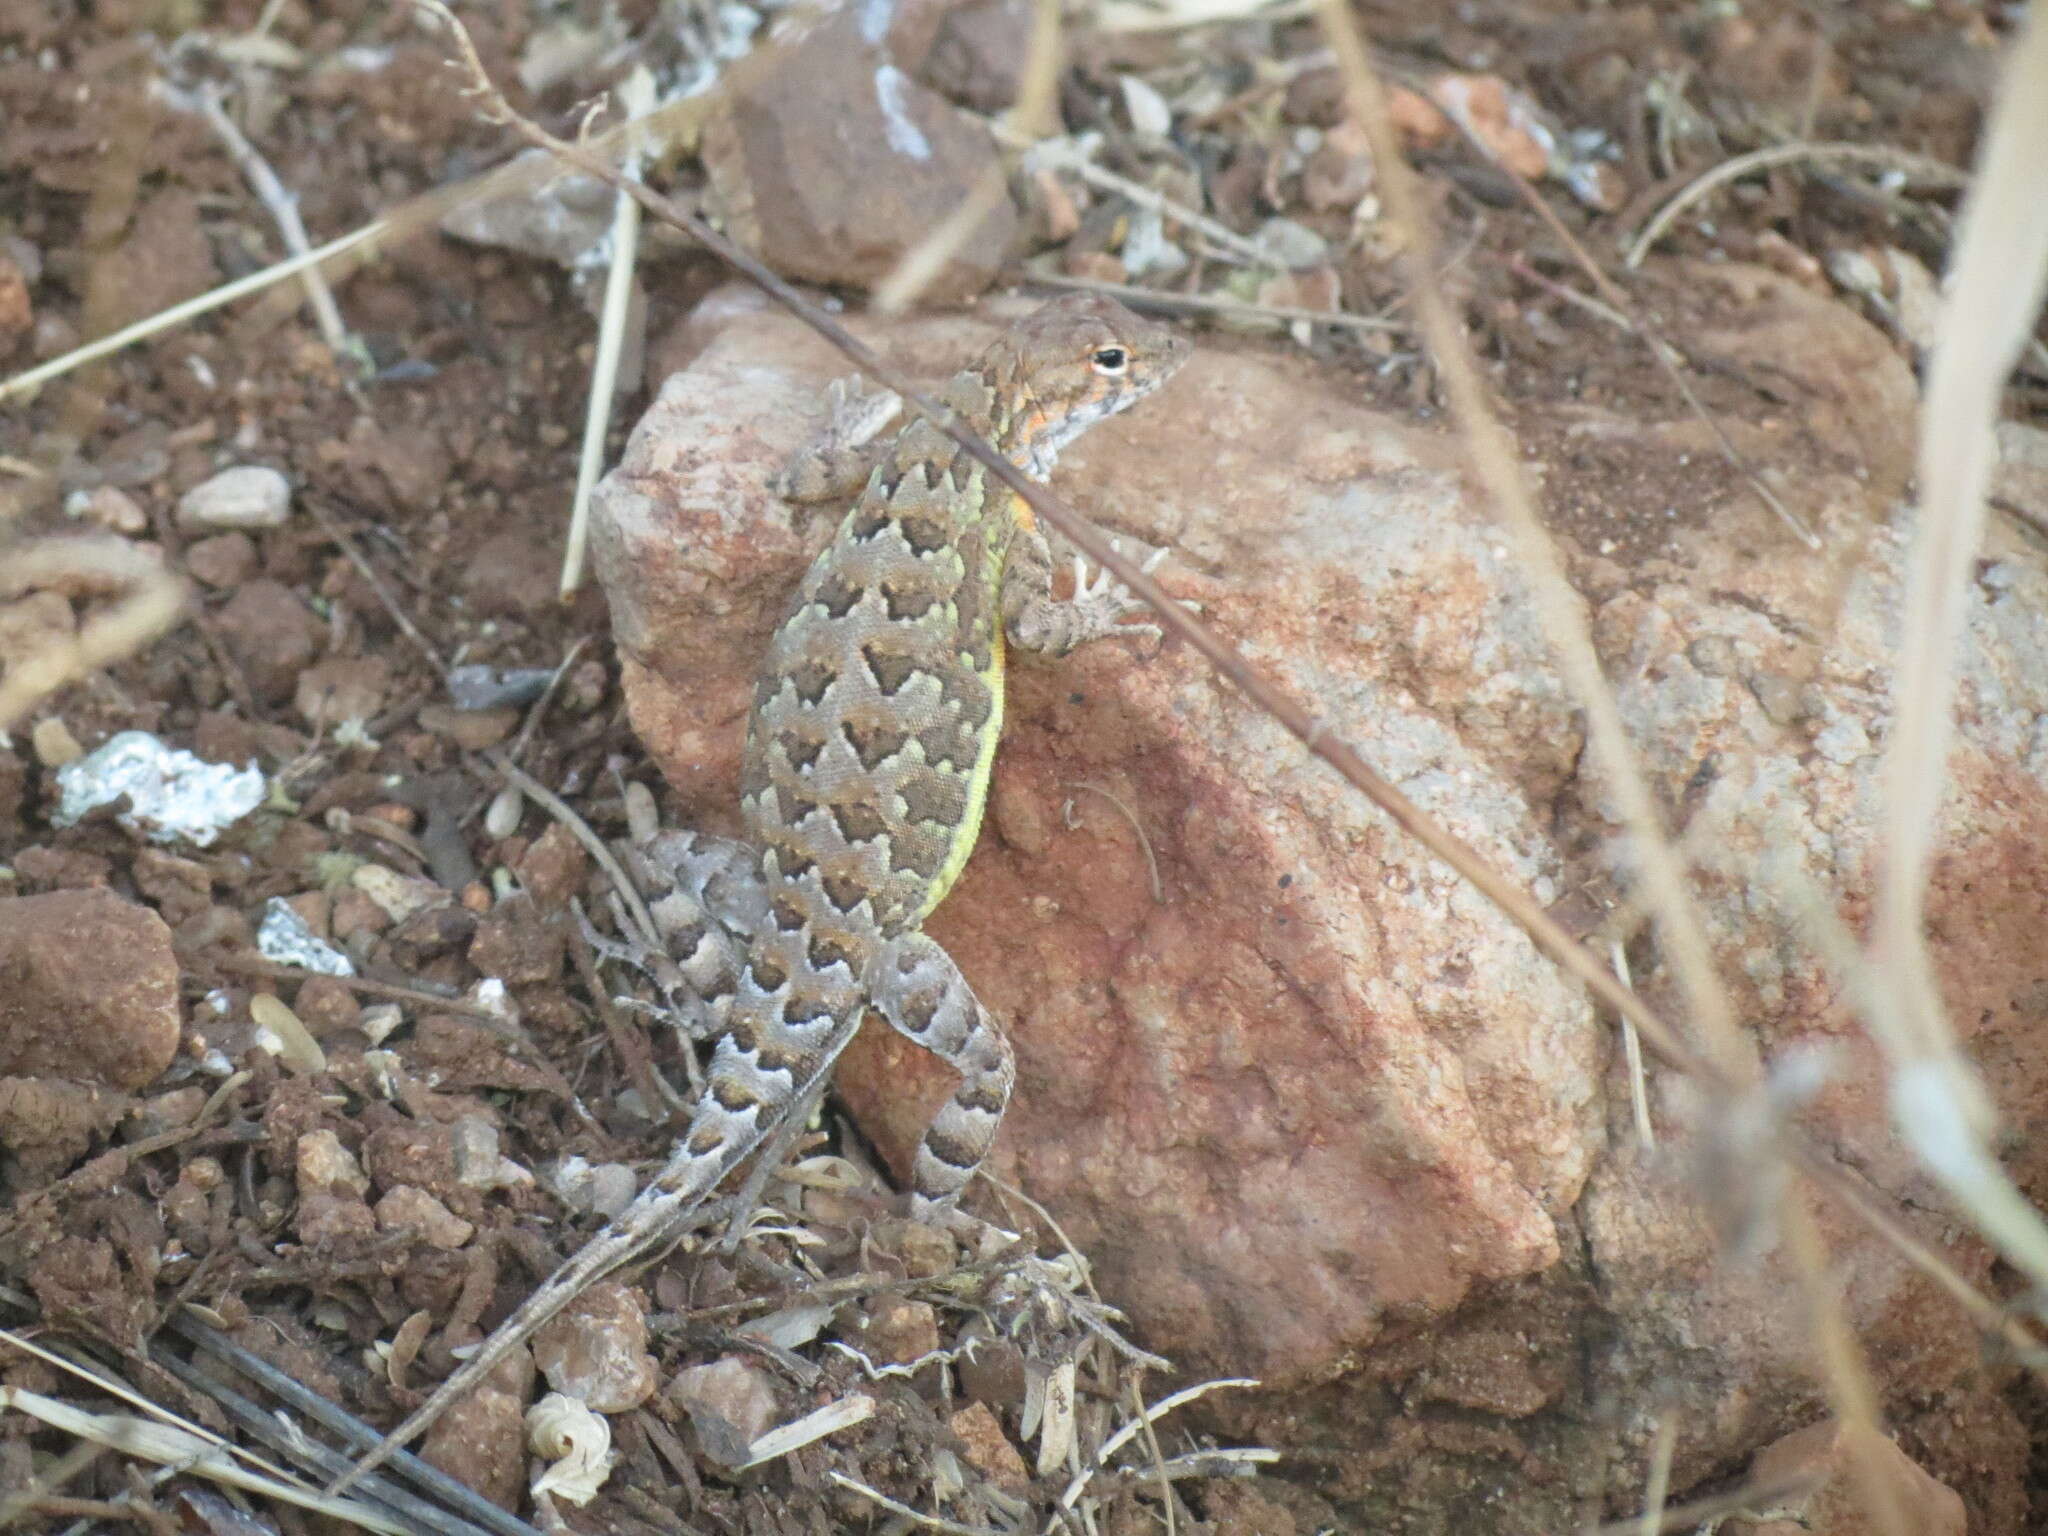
[0,0,2039,1532]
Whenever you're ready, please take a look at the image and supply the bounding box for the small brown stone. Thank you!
[847,1295,940,1367]
[212,579,321,704]
[416,704,518,751]
[948,1401,1029,1492]
[422,1344,533,1511]
[0,889,180,1090]
[670,1357,778,1468]
[533,1281,656,1412]
[295,656,392,728]
[183,532,258,589]
[468,893,563,984]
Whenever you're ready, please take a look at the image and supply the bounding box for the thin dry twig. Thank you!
[1027,270,1406,334]
[1626,140,1968,270]
[561,65,654,599]
[825,1472,1002,1535]
[154,79,355,364]
[1061,782,1164,904]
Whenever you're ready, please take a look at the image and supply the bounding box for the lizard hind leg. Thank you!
[865,932,1019,1241]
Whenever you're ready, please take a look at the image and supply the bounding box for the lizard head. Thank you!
[987,294,1192,478]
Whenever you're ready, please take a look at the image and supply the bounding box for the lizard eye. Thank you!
[1090,346,1129,375]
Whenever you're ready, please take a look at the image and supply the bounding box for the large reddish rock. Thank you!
[591,289,1599,1389]
[590,270,2045,1530]
[0,888,181,1091]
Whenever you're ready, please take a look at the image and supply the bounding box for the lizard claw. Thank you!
[1068,542,1170,643]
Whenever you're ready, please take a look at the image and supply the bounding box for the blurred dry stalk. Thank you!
[0,538,188,733]
[1872,7,2048,1286]
[875,0,1064,312]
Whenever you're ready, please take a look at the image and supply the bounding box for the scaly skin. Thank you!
[330,295,1188,1494]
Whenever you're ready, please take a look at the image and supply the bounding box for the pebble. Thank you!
[30,716,82,767]
[65,485,148,533]
[375,1185,476,1249]
[182,531,258,589]
[0,888,180,1090]
[533,1282,656,1413]
[176,464,292,530]
[669,1357,779,1467]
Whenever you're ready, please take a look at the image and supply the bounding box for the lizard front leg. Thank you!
[865,932,1018,1235]
[1004,524,1166,656]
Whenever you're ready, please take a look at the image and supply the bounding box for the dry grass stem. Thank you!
[561,65,655,599]
[1626,140,1969,270]
[825,1472,1004,1535]
[155,79,355,364]
[1027,270,1406,333]
[1871,8,2048,1288]
[876,0,1063,313]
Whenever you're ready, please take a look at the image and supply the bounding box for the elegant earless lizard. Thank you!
[333,294,1189,1491]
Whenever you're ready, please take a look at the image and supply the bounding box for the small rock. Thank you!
[847,1295,940,1367]
[416,703,518,751]
[296,1129,375,1243]
[182,532,258,589]
[670,1357,779,1468]
[130,847,214,926]
[515,824,589,910]
[422,1344,533,1512]
[958,1337,1027,1409]
[296,1129,369,1195]
[0,249,31,345]
[0,889,180,1090]
[65,485,147,534]
[297,1185,377,1243]
[548,1156,639,1219]
[295,656,392,729]
[125,1085,207,1141]
[292,975,362,1038]
[177,465,292,530]
[451,1118,504,1187]
[29,716,82,768]
[700,8,1016,301]
[0,1076,127,1184]
[351,864,449,923]
[532,1281,656,1413]
[1743,1420,1965,1536]
[948,1401,1029,1492]
[469,893,563,983]
[212,579,321,704]
[375,1185,476,1249]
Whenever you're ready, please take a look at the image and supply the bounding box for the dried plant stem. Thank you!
[561,66,654,599]
[1626,141,1967,270]
[156,80,355,364]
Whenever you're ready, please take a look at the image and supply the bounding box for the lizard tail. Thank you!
[322,1135,740,1497]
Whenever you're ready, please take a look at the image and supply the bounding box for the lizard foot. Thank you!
[773,375,904,502]
[1065,542,1170,644]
